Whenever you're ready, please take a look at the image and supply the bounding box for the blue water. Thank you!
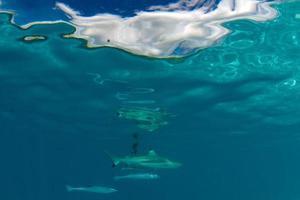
[1,1,300,200]
[2,0,177,24]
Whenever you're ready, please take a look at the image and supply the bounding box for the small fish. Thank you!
[66,185,117,194]
[114,173,160,181]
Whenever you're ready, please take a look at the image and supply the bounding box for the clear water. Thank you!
[1,1,300,200]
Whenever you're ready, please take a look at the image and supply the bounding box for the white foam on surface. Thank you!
[55,0,279,58]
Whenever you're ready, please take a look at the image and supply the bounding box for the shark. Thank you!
[114,173,160,181]
[66,185,117,194]
[106,149,182,169]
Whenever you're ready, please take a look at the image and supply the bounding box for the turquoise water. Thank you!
[1,1,300,200]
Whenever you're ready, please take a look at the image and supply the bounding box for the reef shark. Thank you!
[106,149,182,169]
[66,185,117,194]
[114,173,160,181]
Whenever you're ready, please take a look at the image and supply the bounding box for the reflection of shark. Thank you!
[117,107,169,132]
[106,149,182,169]
[66,185,117,194]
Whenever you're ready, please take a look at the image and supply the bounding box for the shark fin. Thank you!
[148,149,157,157]
[104,151,120,167]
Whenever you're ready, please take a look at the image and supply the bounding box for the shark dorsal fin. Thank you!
[148,149,157,157]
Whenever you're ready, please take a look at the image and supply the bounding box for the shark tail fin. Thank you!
[66,185,73,192]
[104,151,120,167]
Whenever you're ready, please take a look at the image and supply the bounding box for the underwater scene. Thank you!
[1,0,300,200]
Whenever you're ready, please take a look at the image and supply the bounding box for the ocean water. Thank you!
[1,0,300,200]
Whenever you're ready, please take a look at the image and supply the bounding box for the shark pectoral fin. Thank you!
[113,160,121,167]
[112,163,116,168]
[104,150,118,167]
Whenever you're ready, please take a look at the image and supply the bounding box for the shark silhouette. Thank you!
[106,149,182,169]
